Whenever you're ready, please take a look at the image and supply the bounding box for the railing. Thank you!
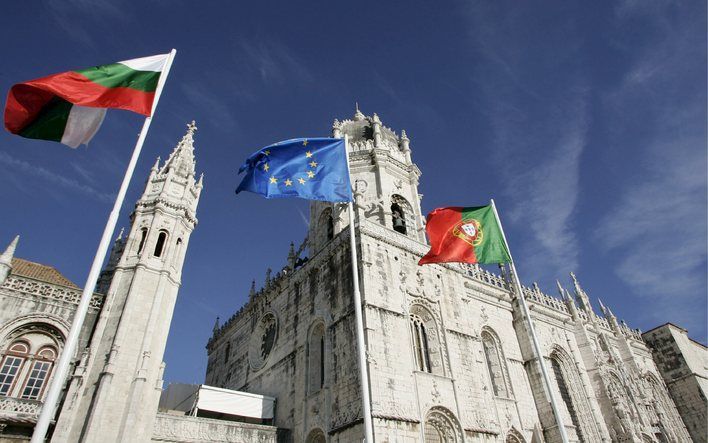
[0,396,42,421]
[152,413,278,442]
[2,276,103,310]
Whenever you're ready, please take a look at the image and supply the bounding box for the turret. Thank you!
[96,228,126,294]
[0,235,19,286]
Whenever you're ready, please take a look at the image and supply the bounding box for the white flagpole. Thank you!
[490,199,569,443]
[343,135,375,442]
[31,49,177,443]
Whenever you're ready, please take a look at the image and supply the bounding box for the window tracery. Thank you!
[424,406,463,443]
[408,304,445,376]
[0,324,62,401]
[308,322,325,394]
[391,194,414,236]
[481,328,512,398]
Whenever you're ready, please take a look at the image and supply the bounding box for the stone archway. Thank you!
[305,428,326,443]
[423,406,463,443]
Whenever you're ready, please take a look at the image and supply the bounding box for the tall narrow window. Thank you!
[0,342,28,396]
[391,203,407,234]
[551,357,584,442]
[308,323,325,393]
[391,195,415,236]
[410,314,431,373]
[21,347,56,400]
[154,231,168,257]
[481,330,511,398]
[224,342,231,364]
[326,216,334,240]
[137,228,148,254]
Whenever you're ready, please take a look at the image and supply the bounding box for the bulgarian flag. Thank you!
[4,53,169,148]
[419,205,511,265]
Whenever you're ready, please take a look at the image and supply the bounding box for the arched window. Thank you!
[391,194,415,236]
[550,348,602,442]
[137,228,148,254]
[481,329,512,398]
[305,428,326,443]
[551,357,584,441]
[154,231,168,257]
[21,346,56,400]
[224,342,231,364]
[424,406,463,443]
[410,314,431,373]
[0,324,63,401]
[308,323,325,393]
[0,341,29,396]
[317,208,334,249]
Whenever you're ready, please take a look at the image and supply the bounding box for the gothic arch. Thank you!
[307,320,326,394]
[0,314,68,349]
[0,321,64,401]
[391,194,415,236]
[305,428,326,443]
[409,303,446,376]
[549,346,601,442]
[506,426,526,443]
[481,327,513,398]
[317,207,334,248]
[423,406,463,443]
[643,373,685,442]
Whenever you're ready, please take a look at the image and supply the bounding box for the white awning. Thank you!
[196,384,275,420]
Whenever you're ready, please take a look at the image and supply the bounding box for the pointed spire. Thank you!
[115,227,125,242]
[556,279,565,297]
[249,279,256,297]
[0,235,19,266]
[265,267,272,288]
[212,316,220,335]
[353,103,365,121]
[287,242,296,269]
[161,121,197,178]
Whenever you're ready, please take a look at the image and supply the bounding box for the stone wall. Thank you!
[151,413,281,443]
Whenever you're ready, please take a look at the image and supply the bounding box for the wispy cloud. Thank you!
[598,1,707,333]
[234,39,313,86]
[462,2,589,279]
[46,0,129,48]
[0,151,114,202]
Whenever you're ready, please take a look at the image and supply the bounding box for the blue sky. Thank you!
[1,0,705,384]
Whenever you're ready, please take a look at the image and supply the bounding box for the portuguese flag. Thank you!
[4,53,169,148]
[419,205,511,265]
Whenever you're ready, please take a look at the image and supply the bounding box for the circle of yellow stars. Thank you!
[263,139,318,188]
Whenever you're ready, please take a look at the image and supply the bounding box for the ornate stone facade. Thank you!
[206,109,695,442]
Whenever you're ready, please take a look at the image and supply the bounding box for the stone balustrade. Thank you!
[2,275,103,310]
[151,413,279,443]
[0,396,41,422]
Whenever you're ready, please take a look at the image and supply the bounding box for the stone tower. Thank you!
[309,105,424,255]
[53,122,203,443]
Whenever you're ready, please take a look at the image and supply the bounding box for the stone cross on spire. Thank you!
[187,120,197,134]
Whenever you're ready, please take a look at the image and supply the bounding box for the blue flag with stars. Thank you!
[235,138,353,202]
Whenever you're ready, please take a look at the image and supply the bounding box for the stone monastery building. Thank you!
[0,111,704,443]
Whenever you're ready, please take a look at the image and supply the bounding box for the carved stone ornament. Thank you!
[424,406,464,443]
[248,312,278,371]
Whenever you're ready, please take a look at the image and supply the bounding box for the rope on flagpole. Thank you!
[490,199,570,443]
[343,134,375,442]
[31,49,177,443]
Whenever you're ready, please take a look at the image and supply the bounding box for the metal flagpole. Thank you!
[343,135,375,443]
[31,49,177,443]
[490,199,570,443]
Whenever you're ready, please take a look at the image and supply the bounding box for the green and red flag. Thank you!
[4,53,169,148]
[419,205,511,265]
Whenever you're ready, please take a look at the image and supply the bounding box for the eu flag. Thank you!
[235,138,353,202]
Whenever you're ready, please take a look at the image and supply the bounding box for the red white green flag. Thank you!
[419,205,511,265]
[4,53,169,148]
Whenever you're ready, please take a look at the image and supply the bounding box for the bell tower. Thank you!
[53,122,203,443]
[308,106,424,254]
